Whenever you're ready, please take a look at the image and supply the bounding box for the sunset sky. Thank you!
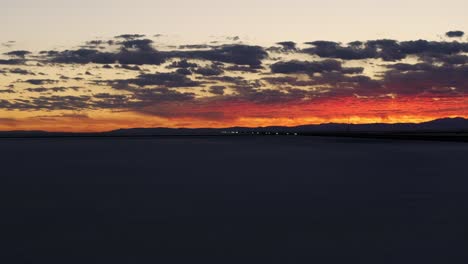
[1,0,467,131]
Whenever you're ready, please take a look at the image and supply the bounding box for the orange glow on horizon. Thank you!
[0,95,466,132]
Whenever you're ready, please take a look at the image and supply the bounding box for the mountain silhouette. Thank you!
[0,117,467,138]
[108,117,468,135]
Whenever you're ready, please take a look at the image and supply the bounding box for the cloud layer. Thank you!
[0,32,467,131]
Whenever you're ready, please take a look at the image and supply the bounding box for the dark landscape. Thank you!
[1,134,467,263]
[1,117,468,142]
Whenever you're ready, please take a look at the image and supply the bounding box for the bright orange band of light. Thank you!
[1,95,466,132]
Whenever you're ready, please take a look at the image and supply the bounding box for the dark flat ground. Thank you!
[1,136,467,263]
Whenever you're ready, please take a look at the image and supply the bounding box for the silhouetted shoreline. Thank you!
[0,132,467,142]
[1,117,467,142]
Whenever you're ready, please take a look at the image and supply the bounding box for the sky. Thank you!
[0,0,467,131]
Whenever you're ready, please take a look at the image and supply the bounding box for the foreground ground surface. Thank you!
[1,136,467,263]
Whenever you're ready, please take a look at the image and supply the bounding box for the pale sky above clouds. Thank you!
[2,0,467,50]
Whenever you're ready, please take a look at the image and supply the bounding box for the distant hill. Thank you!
[289,117,468,133]
[0,117,467,138]
[108,117,468,135]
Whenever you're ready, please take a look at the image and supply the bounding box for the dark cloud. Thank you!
[8,34,468,73]
[398,40,468,55]
[315,72,382,95]
[97,83,197,111]
[446,31,464,38]
[302,40,404,61]
[120,39,154,51]
[302,39,468,61]
[270,59,363,74]
[366,39,405,61]
[222,84,310,104]
[204,76,251,86]
[108,72,202,88]
[116,48,166,65]
[178,44,212,49]
[193,65,224,76]
[417,53,468,65]
[4,50,31,58]
[24,79,59,85]
[209,86,226,95]
[89,93,133,109]
[276,41,297,51]
[0,89,15,94]
[437,54,468,65]
[224,65,260,73]
[341,67,365,74]
[59,86,81,91]
[25,87,49,93]
[43,45,166,65]
[175,68,192,75]
[117,64,142,71]
[227,36,240,41]
[0,94,133,111]
[0,68,34,75]
[8,68,35,75]
[0,59,24,65]
[271,60,340,74]
[25,86,80,93]
[268,62,467,98]
[6,95,92,111]
[115,34,146,39]
[36,95,91,110]
[262,76,315,86]
[383,63,468,95]
[387,63,435,72]
[264,72,382,98]
[43,49,117,64]
[260,62,464,98]
[168,44,268,67]
[263,72,385,98]
[84,40,111,47]
[133,88,196,104]
[303,40,373,60]
[93,93,127,100]
[167,59,199,69]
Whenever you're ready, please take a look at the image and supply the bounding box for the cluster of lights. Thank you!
[221,131,298,136]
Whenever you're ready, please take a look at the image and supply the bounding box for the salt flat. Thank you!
[1,136,467,263]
